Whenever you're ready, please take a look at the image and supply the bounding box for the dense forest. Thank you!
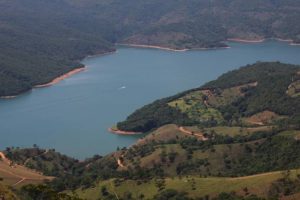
[1,0,300,96]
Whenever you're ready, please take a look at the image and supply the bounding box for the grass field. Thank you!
[74,169,300,200]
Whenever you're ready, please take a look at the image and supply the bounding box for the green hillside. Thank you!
[117,62,300,132]
[75,170,300,200]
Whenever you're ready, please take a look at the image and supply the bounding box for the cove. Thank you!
[0,40,300,159]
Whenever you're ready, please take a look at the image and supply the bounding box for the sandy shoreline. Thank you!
[1,50,116,99]
[227,38,266,43]
[117,43,232,51]
[2,38,298,99]
[34,67,86,88]
[274,38,293,42]
[108,128,142,135]
[0,67,86,99]
[119,38,300,51]
[0,95,17,99]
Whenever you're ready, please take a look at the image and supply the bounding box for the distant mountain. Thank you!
[1,0,300,96]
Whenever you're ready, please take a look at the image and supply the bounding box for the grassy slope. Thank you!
[3,148,79,177]
[0,155,53,188]
[112,122,300,179]
[168,90,225,124]
[75,169,300,200]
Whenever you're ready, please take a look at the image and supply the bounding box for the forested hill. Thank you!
[117,62,300,132]
[0,0,114,97]
[1,0,300,96]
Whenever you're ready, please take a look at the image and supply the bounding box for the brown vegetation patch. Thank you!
[137,124,189,145]
[244,110,282,126]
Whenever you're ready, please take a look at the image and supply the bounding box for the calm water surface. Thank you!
[0,41,300,159]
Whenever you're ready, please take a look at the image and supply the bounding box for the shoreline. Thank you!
[0,50,117,100]
[119,38,300,52]
[34,67,86,88]
[227,37,300,46]
[0,95,17,99]
[227,38,266,43]
[117,43,231,51]
[0,67,86,99]
[2,38,298,99]
[85,49,117,59]
[108,128,142,135]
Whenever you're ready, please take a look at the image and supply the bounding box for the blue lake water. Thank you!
[0,41,300,159]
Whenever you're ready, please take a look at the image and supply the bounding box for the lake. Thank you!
[0,40,300,159]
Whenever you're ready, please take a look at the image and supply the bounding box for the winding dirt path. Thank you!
[178,126,208,141]
[13,178,26,186]
[229,170,287,180]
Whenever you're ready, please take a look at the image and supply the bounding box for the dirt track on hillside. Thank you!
[178,126,208,141]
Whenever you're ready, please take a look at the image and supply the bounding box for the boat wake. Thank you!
[118,86,126,90]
